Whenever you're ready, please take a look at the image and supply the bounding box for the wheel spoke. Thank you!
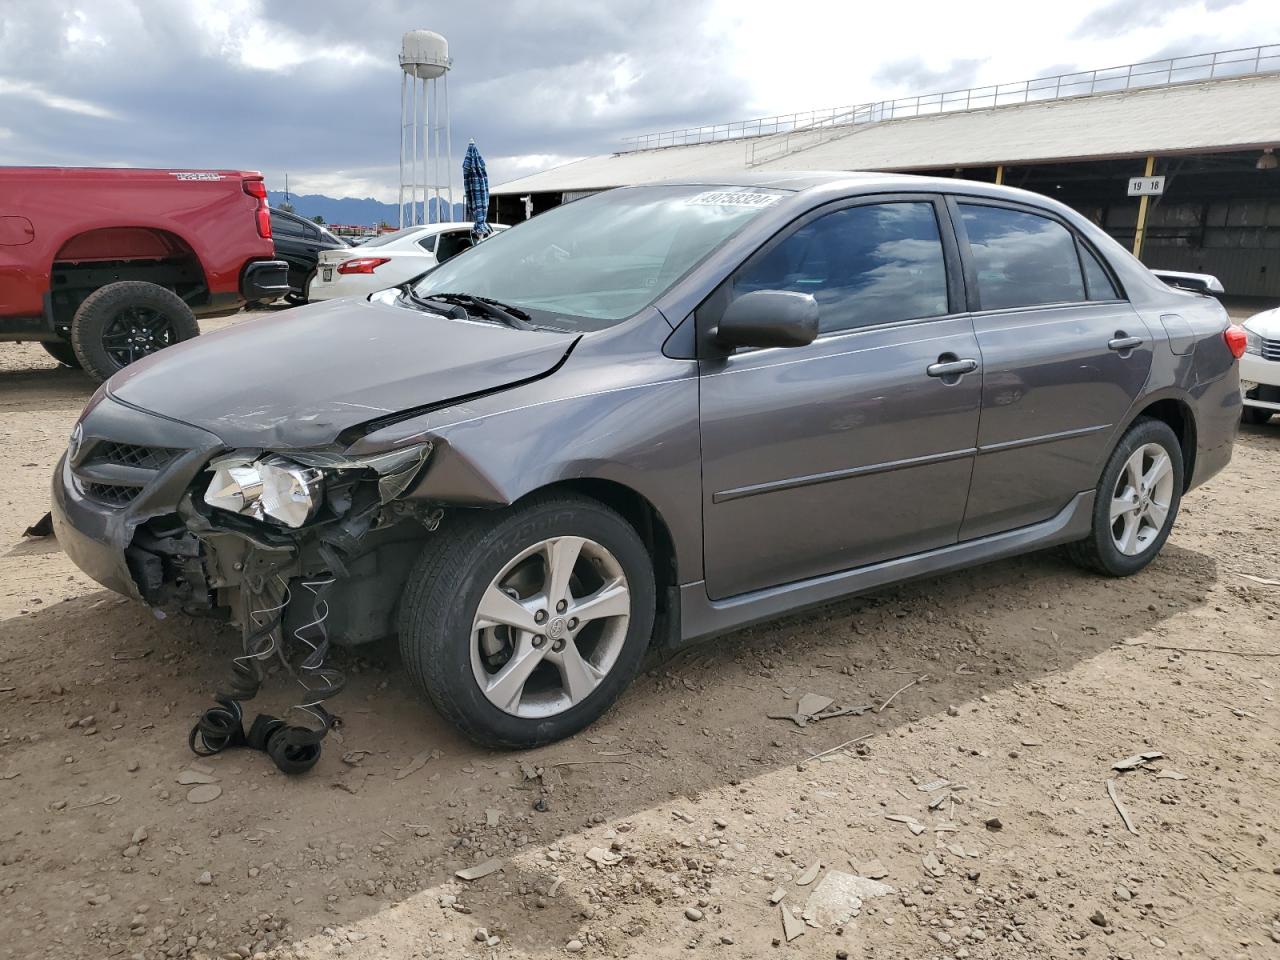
[1110,493,1137,522]
[475,584,540,634]
[1144,498,1169,532]
[569,578,630,624]
[1124,450,1145,493]
[1142,452,1171,492]
[550,639,605,705]
[544,536,584,606]
[483,639,547,712]
[1118,511,1140,555]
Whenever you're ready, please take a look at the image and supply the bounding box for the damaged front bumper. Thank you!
[52,394,441,631]
[51,396,226,604]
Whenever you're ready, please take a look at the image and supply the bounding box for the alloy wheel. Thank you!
[100,306,179,368]
[1109,442,1175,556]
[469,535,631,718]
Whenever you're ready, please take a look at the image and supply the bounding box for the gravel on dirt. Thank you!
[2,318,1279,959]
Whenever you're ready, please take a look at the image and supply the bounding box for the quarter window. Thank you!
[271,215,303,238]
[733,201,949,334]
[958,204,1086,310]
[1079,242,1120,300]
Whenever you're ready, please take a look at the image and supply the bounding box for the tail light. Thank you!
[1224,325,1247,359]
[337,257,391,275]
[243,177,271,239]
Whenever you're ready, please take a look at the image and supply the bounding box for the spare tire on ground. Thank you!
[71,280,199,382]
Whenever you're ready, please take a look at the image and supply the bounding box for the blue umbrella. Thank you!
[463,141,493,242]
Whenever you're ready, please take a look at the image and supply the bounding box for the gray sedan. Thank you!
[51,173,1243,760]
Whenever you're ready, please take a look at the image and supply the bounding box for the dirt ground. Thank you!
[1,318,1279,960]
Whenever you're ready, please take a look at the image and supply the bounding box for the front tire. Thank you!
[71,281,199,383]
[1242,405,1272,426]
[1068,418,1183,577]
[398,494,656,749]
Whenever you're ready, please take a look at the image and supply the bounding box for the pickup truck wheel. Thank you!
[71,281,199,382]
[1241,406,1272,425]
[398,494,656,749]
[41,341,82,368]
[1067,418,1184,577]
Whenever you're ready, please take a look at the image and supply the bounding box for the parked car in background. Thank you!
[51,174,1243,751]
[1241,305,1280,424]
[309,222,507,300]
[269,207,349,303]
[0,167,288,381]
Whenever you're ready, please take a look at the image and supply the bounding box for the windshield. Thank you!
[410,185,788,330]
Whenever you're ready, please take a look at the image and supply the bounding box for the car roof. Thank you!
[639,170,1082,220]
[403,222,510,236]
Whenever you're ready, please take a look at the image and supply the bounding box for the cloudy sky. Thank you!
[1,0,1276,200]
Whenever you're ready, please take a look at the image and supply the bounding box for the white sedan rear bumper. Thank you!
[308,270,389,302]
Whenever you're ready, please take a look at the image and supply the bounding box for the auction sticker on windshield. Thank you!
[686,191,781,207]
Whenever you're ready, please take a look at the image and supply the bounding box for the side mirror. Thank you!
[715,290,819,349]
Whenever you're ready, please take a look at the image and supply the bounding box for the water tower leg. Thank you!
[432,79,442,223]
[424,77,435,225]
[444,72,454,222]
[409,75,419,226]
[398,71,407,229]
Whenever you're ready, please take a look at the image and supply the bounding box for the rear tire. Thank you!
[398,494,655,749]
[41,341,81,368]
[1242,406,1272,425]
[71,281,199,383]
[285,272,313,306]
[1067,418,1183,577]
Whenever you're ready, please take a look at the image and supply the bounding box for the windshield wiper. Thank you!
[402,288,469,320]
[428,292,534,330]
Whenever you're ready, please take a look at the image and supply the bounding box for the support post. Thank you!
[398,71,406,228]
[1132,154,1156,259]
[995,165,1004,185]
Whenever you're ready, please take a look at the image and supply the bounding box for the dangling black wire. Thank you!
[189,560,341,775]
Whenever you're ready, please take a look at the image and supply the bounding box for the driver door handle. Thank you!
[1108,335,1143,352]
[926,358,979,378]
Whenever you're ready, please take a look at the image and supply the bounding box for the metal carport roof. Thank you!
[493,74,1280,195]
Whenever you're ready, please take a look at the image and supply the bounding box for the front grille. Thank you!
[87,442,178,470]
[1262,337,1280,362]
[86,483,142,507]
[73,439,185,510]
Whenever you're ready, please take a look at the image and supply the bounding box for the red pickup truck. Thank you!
[0,167,289,381]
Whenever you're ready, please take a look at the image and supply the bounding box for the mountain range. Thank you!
[267,191,466,227]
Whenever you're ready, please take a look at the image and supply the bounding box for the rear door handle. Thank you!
[1108,335,1143,352]
[927,358,979,378]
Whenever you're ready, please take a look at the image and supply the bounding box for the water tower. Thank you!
[399,30,453,228]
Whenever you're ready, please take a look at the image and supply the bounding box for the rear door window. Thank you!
[958,204,1086,310]
[733,201,950,335]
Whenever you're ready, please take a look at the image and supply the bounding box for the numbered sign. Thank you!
[1127,176,1166,197]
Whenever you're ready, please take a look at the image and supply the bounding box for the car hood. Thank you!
[108,298,577,448]
[1244,306,1280,338]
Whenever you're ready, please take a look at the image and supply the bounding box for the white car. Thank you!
[1241,305,1280,425]
[309,222,507,301]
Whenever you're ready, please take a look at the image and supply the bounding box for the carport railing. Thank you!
[618,44,1280,155]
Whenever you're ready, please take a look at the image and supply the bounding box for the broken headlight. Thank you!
[206,454,323,528]
[203,443,433,528]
